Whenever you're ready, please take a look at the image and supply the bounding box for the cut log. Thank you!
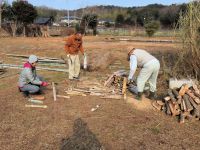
[183,112,193,120]
[156,100,164,106]
[168,89,177,104]
[192,108,200,119]
[192,83,200,95]
[152,101,162,110]
[188,97,198,109]
[179,84,189,96]
[168,101,178,116]
[181,99,187,111]
[183,94,193,112]
[104,76,115,87]
[104,70,127,87]
[194,91,200,99]
[186,90,200,104]
[52,82,57,101]
[172,89,182,104]
[180,112,185,124]
[164,96,171,102]
[174,104,181,115]
[165,101,171,115]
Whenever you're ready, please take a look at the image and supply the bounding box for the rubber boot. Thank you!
[136,92,143,100]
[23,91,30,98]
[148,91,156,100]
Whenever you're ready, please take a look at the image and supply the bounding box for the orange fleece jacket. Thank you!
[64,34,84,55]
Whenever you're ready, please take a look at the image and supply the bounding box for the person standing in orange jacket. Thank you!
[64,32,84,80]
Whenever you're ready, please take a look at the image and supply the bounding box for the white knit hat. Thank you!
[28,55,38,63]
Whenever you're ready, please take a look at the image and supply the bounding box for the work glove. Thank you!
[41,82,49,87]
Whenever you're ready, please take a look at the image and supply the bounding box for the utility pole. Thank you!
[67,9,69,27]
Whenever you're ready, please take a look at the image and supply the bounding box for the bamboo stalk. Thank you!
[0,64,68,72]
[25,104,47,108]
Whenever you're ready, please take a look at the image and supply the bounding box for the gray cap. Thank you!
[28,55,38,63]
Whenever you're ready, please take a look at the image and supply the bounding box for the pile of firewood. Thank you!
[104,70,128,99]
[153,83,200,123]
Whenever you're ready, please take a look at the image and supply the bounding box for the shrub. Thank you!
[144,21,160,37]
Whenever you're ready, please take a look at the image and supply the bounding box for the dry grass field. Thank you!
[0,36,200,150]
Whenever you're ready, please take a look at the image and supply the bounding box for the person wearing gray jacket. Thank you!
[128,48,160,100]
[18,55,48,96]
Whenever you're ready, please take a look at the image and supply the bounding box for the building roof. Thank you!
[60,16,81,20]
[34,17,52,24]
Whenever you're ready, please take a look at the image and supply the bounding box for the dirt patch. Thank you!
[126,96,153,111]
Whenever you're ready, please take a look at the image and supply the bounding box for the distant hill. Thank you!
[36,3,187,27]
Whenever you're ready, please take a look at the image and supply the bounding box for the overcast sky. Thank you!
[7,0,189,10]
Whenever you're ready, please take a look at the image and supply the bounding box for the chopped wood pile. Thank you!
[104,70,128,99]
[152,83,200,123]
[60,70,128,100]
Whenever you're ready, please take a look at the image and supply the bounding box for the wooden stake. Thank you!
[52,82,57,101]
[25,104,47,108]
[122,77,127,100]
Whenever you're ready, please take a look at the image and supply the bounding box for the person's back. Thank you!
[133,49,156,67]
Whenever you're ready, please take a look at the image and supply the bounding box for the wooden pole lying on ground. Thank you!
[25,104,47,108]
[28,99,44,104]
[6,54,61,60]
[52,82,57,101]
[0,64,68,72]
[57,95,70,99]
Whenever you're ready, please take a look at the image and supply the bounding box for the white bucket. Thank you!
[83,53,87,70]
